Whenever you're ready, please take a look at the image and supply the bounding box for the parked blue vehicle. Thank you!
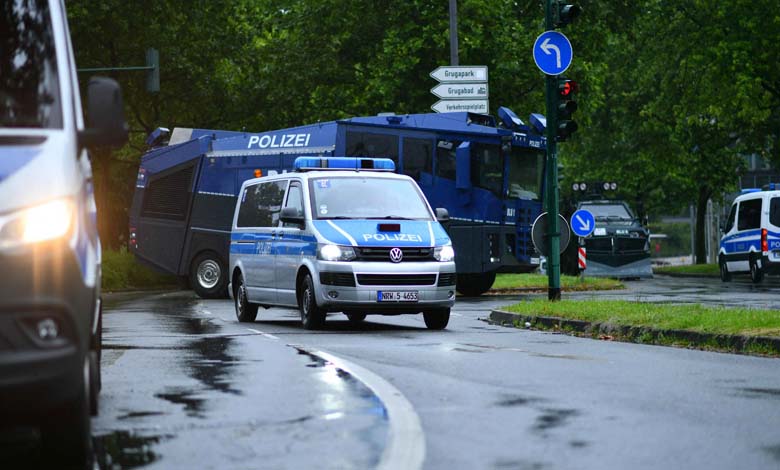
[129,107,547,297]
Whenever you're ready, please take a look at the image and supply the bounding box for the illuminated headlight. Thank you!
[0,199,75,250]
[434,245,455,262]
[318,244,356,261]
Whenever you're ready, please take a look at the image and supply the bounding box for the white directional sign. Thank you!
[429,66,488,83]
[430,83,488,99]
[431,99,489,114]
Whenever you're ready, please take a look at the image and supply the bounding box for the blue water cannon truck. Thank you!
[129,107,548,297]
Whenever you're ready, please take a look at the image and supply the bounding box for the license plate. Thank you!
[377,291,418,302]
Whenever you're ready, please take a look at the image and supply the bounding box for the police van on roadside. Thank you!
[228,157,456,330]
[719,185,780,283]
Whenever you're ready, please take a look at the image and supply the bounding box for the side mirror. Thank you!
[435,208,449,222]
[78,77,128,149]
[280,207,305,227]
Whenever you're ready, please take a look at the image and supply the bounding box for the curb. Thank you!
[652,271,719,278]
[488,310,780,356]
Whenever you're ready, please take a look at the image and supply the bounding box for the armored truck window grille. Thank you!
[141,166,194,220]
[237,180,287,227]
[346,132,399,164]
[725,204,737,232]
[737,199,761,231]
[402,138,432,180]
[435,140,458,180]
[471,143,502,195]
[770,198,780,227]
[508,148,544,200]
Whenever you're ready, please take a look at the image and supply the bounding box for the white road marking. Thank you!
[245,328,279,340]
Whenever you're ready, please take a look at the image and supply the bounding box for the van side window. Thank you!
[725,203,737,232]
[282,181,304,227]
[771,198,780,227]
[737,198,761,231]
[237,181,287,227]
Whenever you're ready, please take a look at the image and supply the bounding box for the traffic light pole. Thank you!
[544,0,562,301]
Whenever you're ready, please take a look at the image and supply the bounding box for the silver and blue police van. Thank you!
[719,185,780,283]
[228,157,456,330]
[0,0,127,464]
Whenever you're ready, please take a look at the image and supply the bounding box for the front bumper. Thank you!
[314,260,456,312]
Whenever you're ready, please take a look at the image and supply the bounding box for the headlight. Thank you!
[318,244,356,261]
[0,199,75,250]
[434,245,455,262]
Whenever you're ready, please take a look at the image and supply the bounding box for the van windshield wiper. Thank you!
[366,215,413,220]
[319,216,354,220]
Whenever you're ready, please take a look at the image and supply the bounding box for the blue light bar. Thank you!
[293,157,396,172]
[529,113,546,134]
[741,188,761,194]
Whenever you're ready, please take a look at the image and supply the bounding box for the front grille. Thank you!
[614,237,647,253]
[356,274,437,286]
[320,272,356,287]
[355,247,435,262]
[437,273,457,286]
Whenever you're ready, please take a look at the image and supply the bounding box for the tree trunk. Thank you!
[694,186,711,264]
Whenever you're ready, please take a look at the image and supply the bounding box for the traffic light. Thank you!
[556,77,578,140]
[554,2,581,28]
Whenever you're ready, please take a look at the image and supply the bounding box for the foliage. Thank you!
[102,247,177,291]
[492,273,622,291]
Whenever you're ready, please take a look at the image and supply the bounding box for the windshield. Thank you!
[1,0,63,129]
[508,147,544,200]
[580,203,633,220]
[309,176,432,220]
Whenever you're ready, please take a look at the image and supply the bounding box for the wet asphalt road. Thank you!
[4,274,780,469]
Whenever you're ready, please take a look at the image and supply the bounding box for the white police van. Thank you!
[228,157,456,330]
[719,185,780,283]
[0,0,127,464]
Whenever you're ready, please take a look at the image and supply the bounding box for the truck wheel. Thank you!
[299,274,326,330]
[456,272,496,297]
[750,255,764,283]
[41,356,92,466]
[423,308,450,330]
[719,256,732,282]
[234,274,259,322]
[190,252,228,298]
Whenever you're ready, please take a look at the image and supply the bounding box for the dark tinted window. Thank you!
[508,148,544,200]
[435,139,458,179]
[1,0,63,128]
[237,180,287,228]
[141,166,193,220]
[346,132,398,164]
[471,143,502,195]
[282,181,303,228]
[771,198,780,227]
[737,198,761,231]
[402,137,432,180]
[725,203,737,232]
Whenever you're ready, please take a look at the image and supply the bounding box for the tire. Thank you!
[41,356,92,466]
[234,274,259,322]
[190,252,228,299]
[719,256,731,282]
[90,302,102,416]
[423,308,450,330]
[750,255,764,283]
[346,313,367,324]
[299,274,326,330]
[456,271,496,297]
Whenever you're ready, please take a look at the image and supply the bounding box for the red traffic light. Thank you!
[558,79,578,97]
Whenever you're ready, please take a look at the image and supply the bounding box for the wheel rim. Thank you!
[197,259,221,289]
[302,284,312,320]
[237,283,246,317]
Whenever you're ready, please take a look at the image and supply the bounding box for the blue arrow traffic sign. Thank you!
[533,31,573,75]
[571,209,595,237]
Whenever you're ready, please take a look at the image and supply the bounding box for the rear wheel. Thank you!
[456,272,496,297]
[235,274,259,322]
[750,255,764,283]
[299,274,326,330]
[719,256,731,282]
[190,252,228,298]
[423,308,450,330]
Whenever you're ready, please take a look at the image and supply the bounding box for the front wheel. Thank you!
[299,274,326,330]
[719,256,731,282]
[423,308,450,330]
[190,252,229,298]
[750,255,764,284]
[456,272,496,297]
[235,274,259,322]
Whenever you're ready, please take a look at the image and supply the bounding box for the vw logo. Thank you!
[389,247,403,263]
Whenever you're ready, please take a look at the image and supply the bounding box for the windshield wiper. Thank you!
[319,216,354,220]
[366,215,413,220]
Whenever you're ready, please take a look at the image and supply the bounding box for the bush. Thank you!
[102,247,178,291]
[648,222,691,258]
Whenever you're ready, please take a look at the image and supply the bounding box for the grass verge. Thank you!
[492,273,623,291]
[102,247,178,291]
[653,263,718,276]
[496,299,780,356]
